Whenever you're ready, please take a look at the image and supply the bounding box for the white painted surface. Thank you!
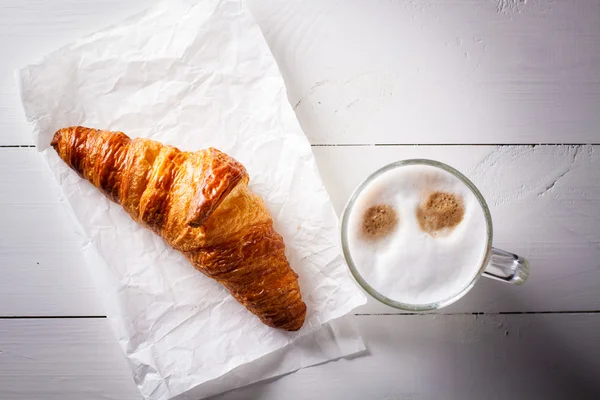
[313,145,600,314]
[1,0,600,145]
[0,318,139,400]
[1,314,599,400]
[0,0,151,146]
[0,148,103,316]
[250,0,600,145]
[1,145,598,316]
[218,313,600,400]
[1,0,599,399]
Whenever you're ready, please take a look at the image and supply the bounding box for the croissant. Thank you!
[51,126,306,331]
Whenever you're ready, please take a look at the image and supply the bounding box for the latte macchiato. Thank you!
[346,164,488,306]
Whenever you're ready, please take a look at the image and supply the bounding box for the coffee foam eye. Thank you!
[417,191,465,236]
[361,204,398,241]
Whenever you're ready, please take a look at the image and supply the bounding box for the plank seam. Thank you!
[311,143,599,147]
[1,144,599,149]
[0,315,106,319]
[2,310,600,319]
[355,310,600,316]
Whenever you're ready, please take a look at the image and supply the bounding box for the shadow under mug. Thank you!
[340,159,530,312]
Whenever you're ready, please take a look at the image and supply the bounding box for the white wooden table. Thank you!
[1,1,600,399]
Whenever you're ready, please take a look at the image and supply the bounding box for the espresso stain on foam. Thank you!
[417,192,464,236]
[362,204,398,241]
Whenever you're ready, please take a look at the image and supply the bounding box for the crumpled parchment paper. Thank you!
[16,0,367,399]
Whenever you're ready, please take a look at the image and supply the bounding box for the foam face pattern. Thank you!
[347,164,488,306]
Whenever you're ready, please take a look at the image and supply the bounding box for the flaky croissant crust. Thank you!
[51,126,306,331]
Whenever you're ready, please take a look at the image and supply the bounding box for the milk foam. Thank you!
[347,164,488,306]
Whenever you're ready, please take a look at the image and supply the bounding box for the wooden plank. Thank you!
[0,0,151,145]
[313,145,600,314]
[0,318,139,400]
[0,148,104,316]
[0,145,598,316]
[219,313,600,400]
[2,0,600,146]
[251,0,600,144]
[1,314,599,399]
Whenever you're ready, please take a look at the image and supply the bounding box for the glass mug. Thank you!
[340,159,530,311]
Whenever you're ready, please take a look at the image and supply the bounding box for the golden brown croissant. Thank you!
[51,126,306,331]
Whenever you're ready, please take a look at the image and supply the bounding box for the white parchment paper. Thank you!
[17,0,367,399]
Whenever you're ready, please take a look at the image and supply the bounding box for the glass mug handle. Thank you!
[483,248,530,285]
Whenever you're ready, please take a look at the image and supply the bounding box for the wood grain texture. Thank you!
[0,318,139,400]
[250,0,600,144]
[0,145,598,316]
[313,144,600,314]
[0,147,103,316]
[218,313,600,400]
[0,0,151,145]
[1,314,599,400]
[2,0,600,145]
